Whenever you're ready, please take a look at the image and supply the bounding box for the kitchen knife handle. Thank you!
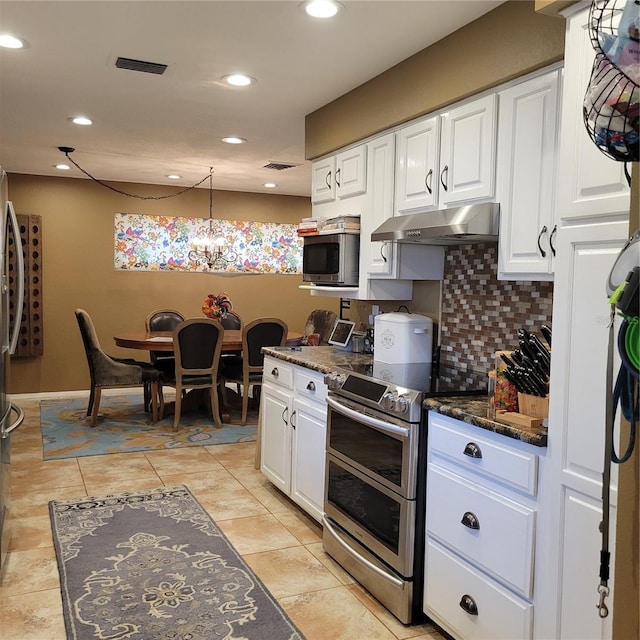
[537,225,548,258]
[425,169,433,194]
[549,225,557,257]
[463,442,482,459]
[440,165,448,191]
[541,325,552,348]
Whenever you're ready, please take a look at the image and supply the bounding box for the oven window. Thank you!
[328,409,403,488]
[327,459,400,554]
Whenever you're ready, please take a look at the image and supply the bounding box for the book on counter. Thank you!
[319,214,361,234]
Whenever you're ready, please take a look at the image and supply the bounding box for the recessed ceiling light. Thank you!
[55,164,70,171]
[70,116,93,126]
[222,73,255,87]
[300,0,343,19]
[264,183,277,189]
[0,34,25,49]
[221,136,247,145]
[167,174,181,180]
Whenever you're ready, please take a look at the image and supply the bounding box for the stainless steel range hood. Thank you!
[371,203,500,245]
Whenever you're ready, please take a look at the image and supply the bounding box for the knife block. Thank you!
[517,392,549,420]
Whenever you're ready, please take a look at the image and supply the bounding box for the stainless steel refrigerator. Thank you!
[0,166,25,574]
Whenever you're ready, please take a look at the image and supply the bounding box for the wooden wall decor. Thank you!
[9,214,43,357]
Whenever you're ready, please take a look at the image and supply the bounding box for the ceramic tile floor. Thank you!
[0,396,447,640]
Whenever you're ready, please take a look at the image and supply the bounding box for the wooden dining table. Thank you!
[114,329,302,352]
[113,329,303,423]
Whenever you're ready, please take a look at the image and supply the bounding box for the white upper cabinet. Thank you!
[394,94,497,215]
[554,3,630,222]
[497,69,561,280]
[395,116,440,214]
[439,94,497,205]
[311,145,367,206]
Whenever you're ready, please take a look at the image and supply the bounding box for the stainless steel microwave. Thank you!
[302,233,360,286]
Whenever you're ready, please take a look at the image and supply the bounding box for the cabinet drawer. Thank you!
[428,414,538,496]
[427,463,535,597]
[424,540,533,640]
[294,368,327,404]
[263,357,293,389]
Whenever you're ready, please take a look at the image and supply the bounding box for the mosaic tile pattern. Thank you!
[439,244,553,374]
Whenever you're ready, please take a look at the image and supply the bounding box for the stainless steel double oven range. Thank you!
[322,363,486,624]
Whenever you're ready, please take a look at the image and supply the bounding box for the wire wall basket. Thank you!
[583,0,639,163]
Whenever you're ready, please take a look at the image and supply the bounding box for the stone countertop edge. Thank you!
[423,397,548,448]
[262,345,373,374]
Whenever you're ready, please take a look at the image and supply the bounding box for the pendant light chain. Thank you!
[59,148,212,200]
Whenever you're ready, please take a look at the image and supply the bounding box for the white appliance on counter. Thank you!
[0,166,25,575]
[373,313,434,387]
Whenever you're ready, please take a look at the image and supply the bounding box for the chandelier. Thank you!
[188,168,238,271]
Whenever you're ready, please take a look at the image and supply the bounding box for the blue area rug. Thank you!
[50,485,304,639]
[40,394,256,460]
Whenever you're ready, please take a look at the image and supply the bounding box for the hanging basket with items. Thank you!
[201,292,233,321]
[583,0,639,164]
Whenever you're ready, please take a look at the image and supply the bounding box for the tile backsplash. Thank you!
[439,243,553,374]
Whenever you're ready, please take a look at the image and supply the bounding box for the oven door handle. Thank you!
[327,397,410,438]
[322,516,404,589]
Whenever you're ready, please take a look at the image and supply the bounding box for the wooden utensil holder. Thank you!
[517,393,549,420]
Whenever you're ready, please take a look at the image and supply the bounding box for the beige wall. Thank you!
[305,0,565,159]
[7,173,338,394]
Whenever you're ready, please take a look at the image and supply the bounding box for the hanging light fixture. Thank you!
[188,168,237,271]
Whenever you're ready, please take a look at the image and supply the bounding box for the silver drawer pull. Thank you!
[271,367,279,377]
[461,511,480,530]
[459,594,478,616]
[463,442,482,459]
[306,381,316,391]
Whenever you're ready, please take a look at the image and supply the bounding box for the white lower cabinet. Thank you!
[260,356,327,522]
[424,413,540,640]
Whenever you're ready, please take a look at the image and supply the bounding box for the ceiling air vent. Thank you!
[263,162,301,171]
[115,57,167,75]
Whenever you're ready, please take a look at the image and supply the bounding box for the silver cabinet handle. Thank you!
[425,169,433,194]
[7,201,24,355]
[549,224,557,257]
[282,406,288,425]
[463,442,482,459]
[291,409,297,429]
[459,594,478,616]
[380,242,388,263]
[1,403,24,438]
[461,511,480,530]
[440,165,448,191]
[306,381,316,391]
[271,367,279,377]
[325,171,332,190]
[335,167,341,188]
[537,225,548,258]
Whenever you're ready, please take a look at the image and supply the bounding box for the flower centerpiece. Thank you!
[202,292,233,321]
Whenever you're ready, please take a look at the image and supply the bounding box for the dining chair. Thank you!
[220,310,243,331]
[300,309,338,345]
[159,318,225,432]
[74,308,161,426]
[220,317,288,425]
[143,309,186,410]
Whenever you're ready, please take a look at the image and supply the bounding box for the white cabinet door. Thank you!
[336,145,367,199]
[395,116,440,214]
[364,133,397,278]
[311,156,336,204]
[291,397,327,522]
[555,4,630,222]
[440,94,497,205]
[260,383,292,494]
[497,69,561,280]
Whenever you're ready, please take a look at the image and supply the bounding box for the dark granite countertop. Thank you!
[423,397,548,448]
[262,346,373,374]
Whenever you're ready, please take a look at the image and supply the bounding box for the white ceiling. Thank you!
[0,0,505,197]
